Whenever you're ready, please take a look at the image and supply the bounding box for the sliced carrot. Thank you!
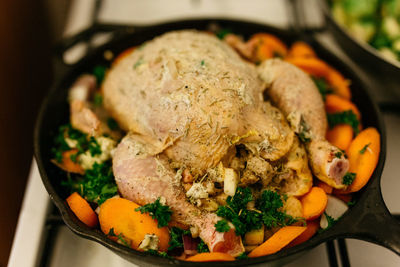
[316,180,333,194]
[326,69,352,100]
[52,149,84,174]
[113,46,136,66]
[286,220,320,248]
[339,127,381,193]
[248,33,288,61]
[300,187,328,220]
[334,193,352,203]
[186,252,236,262]
[248,226,306,258]
[287,41,316,58]
[286,57,331,77]
[99,198,170,251]
[66,192,98,227]
[325,94,361,120]
[326,124,354,151]
[255,44,274,61]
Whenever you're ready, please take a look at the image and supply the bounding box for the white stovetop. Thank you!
[8,1,400,266]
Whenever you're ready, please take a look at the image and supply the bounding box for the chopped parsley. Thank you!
[168,227,190,251]
[88,136,101,156]
[215,219,230,233]
[359,143,371,154]
[197,239,209,253]
[200,60,205,66]
[216,187,262,236]
[135,198,173,228]
[93,65,107,85]
[327,110,360,134]
[324,213,337,230]
[70,152,78,163]
[108,228,131,247]
[62,161,118,205]
[52,124,101,162]
[107,117,119,131]
[216,188,297,236]
[343,172,356,186]
[133,58,144,69]
[347,200,356,207]
[312,77,332,101]
[257,190,297,228]
[216,28,232,40]
[236,253,249,260]
[334,151,343,158]
[298,118,311,143]
[93,93,103,107]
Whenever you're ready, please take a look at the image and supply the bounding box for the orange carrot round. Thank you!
[287,41,316,58]
[326,124,354,151]
[53,149,84,174]
[286,57,331,77]
[341,127,380,193]
[316,180,333,194]
[248,226,306,258]
[99,198,170,251]
[325,94,361,120]
[286,220,319,248]
[185,252,236,262]
[326,69,352,100]
[248,33,288,60]
[66,192,98,228]
[300,187,328,220]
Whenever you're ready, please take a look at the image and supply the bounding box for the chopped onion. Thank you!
[182,235,199,255]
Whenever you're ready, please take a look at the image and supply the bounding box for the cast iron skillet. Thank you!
[318,0,400,96]
[34,19,399,266]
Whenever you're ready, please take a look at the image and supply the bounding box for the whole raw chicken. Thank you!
[97,30,348,256]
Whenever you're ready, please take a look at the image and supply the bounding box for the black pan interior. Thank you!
[34,19,385,266]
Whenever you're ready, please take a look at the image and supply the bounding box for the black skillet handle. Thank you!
[326,171,400,256]
[53,23,138,77]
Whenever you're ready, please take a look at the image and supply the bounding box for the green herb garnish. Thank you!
[327,110,360,134]
[313,77,332,101]
[257,190,297,228]
[216,187,262,236]
[216,28,232,39]
[216,188,297,236]
[168,227,190,251]
[343,172,356,185]
[347,200,356,207]
[324,213,337,230]
[93,93,103,107]
[197,239,210,253]
[62,161,118,205]
[135,198,173,228]
[133,58,144,69]
[359,143,371,154]
[215,219,230,233]
[93,65,107,85]
[88,136,101,156]
[236,253,249,260]
[334,151,343,158]
[107,117,119,131]
[108,228,130,247]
